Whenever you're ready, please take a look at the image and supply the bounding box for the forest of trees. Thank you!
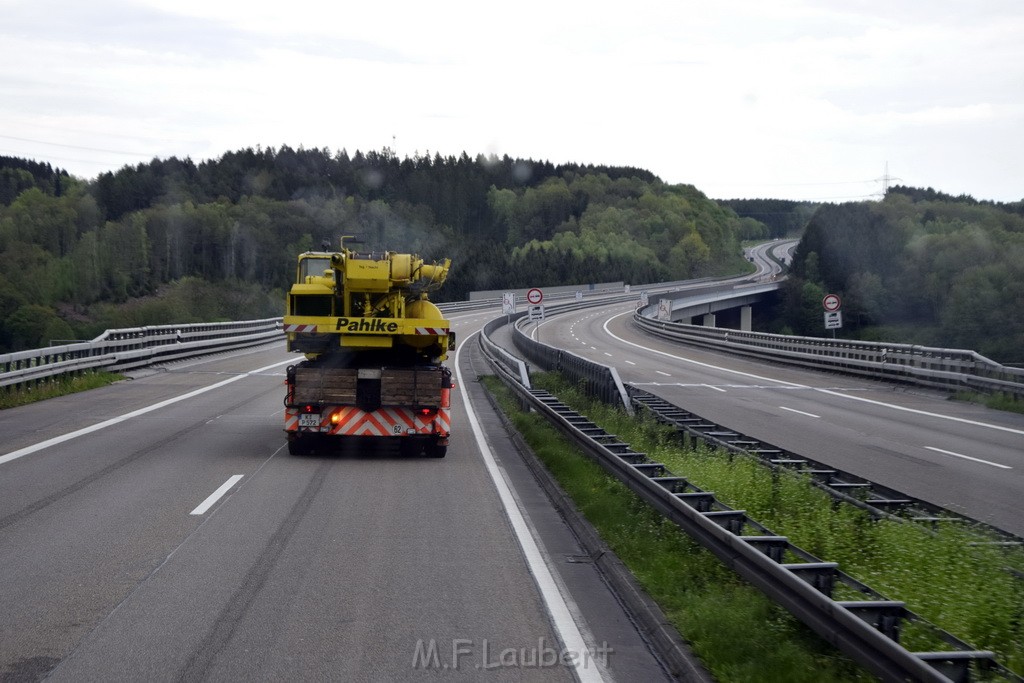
[0,149,763,352]
[5,150,1021,363]
[718,198,818,239]
[778,186,1024,363]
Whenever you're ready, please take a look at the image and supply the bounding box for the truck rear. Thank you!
[281,239,454,457]
[284,363,452,457]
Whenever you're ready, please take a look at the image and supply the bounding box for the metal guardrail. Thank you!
[480,316,531,389]
[629,388,1024,555]
[476,323,1021,682]
[9,272,1020,406]
[0,294,622,394]
[0,318,284,391]
[635,311,1024,400]
[0,298,517,393]
[508,303,634,416]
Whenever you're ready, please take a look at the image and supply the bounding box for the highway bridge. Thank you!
[2,240,1021,681]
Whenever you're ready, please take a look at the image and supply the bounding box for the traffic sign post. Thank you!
[822,293,842,337]
[526,288,544,341]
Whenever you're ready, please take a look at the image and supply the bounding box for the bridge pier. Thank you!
[702,313,716,327]
[740,305,752,332]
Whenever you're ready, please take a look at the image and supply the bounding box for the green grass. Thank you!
[646,435,1024,662]
[954,391,1024,416]
[0,371,124,409]
[482,376,873,682]
[482,372,1024,680]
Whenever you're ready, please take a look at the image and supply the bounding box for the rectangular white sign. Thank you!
[502,292,516,315]
[657,298,672,322]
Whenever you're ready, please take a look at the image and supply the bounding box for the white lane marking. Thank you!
[603,352,613,357]
[455,334,604,683]
[703,384,727,393]
[656,370,671,377]
[190,475,244,515]
[602,312,1024,437]
[780,406,820,419]
[925,446,1011,470]
[811,388,1024,437]
[0,359,295,467]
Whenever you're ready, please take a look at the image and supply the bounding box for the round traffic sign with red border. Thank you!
[526,288,543,305]
[822,293,842,312]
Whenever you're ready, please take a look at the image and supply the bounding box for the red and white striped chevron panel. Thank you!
[413,327,448,335]
[284,324,318,333]
[285,406,450,438]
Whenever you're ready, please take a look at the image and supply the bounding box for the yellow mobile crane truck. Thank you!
[282,238,455,456]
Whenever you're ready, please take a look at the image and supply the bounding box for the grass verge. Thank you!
[483,372,1024,680]
[0,371,124,409]
[482,375,873,682]
[954,391,1024,416]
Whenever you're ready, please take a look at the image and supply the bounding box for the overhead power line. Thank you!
[0,134,151,157]
[711,179,879,188]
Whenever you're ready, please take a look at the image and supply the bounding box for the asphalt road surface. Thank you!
[0,311,673,682]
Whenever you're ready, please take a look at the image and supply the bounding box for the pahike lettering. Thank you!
[335,317,399,333]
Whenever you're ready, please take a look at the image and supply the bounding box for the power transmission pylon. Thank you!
[874,162,902,198]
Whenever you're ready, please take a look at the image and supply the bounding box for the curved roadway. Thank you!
[527,299,1024,537]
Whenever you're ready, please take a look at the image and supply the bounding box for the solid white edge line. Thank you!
[455,333,605,683]
[925,446,1011,470]
[190,474,244,515]
[780,406,821,419]
[0,358,295,467]
[601,311,1024,437]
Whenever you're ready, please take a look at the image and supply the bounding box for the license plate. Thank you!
[298,413,321,428]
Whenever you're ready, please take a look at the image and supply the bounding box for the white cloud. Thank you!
[0,0,1021,202]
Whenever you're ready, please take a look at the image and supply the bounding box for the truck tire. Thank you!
[425,443,447,458]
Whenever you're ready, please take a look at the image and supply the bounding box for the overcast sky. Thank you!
[2,0,1022,202]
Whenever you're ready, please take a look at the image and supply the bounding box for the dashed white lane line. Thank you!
[601,311,1024,438]
[925,446,1011,470]
[190,475,244,515]
[780,406,820,419]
